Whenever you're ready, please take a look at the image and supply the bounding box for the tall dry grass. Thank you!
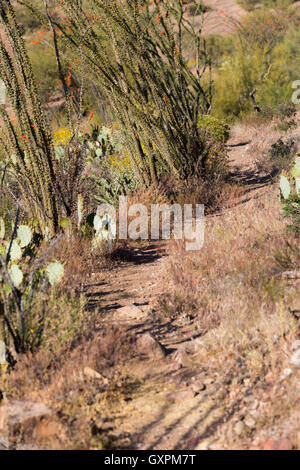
[159,186,300,377]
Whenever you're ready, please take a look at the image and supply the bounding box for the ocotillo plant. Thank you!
[0,0,58,237]
[44,0,214,185]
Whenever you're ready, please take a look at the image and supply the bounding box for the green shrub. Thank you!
[212,9,300,119]
[268,138,296,173]
[27,42,61,102]
[15,1,42,35]
[197,115,230,143]
[237,0,296,12]
[280,154,300,236]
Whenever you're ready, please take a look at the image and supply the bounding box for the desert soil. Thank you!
[83,131,298,451]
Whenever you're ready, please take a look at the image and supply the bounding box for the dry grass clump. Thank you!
[158,187,300,378]
[50,233,115,294]
[6,325,137,449]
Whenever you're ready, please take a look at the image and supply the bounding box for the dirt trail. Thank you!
[84,131,281,451]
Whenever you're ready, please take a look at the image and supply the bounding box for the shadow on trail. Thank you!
[111,243,166,265]
[85,242,166,311]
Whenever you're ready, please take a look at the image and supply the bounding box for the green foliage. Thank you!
[53,124,139,206]
[27,42,61,102]
[237,0,296,12]
[264,104,297,132]
[0,215,65,356]
[268,138,296,173]
[212,9,300,119]
[197,115,230,143]
[86,126,139,205]
[14,0,42,34]
[280,155,300,235]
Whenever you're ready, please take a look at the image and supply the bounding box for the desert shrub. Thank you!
[212,46,266,119]
[184,0,211,15]
[83,125,139,206]
[27,42,61,102]
[52,124,139,208]
[258,25,300,107]
[203,35,235,67]
[237,0,296,12]
[280,154,300,235]
[197,115,230,143]
[261,104,297,132]
[267,138,297,173]
[212,9,299,119]
[36,290,86,354]
[14,0,42,34]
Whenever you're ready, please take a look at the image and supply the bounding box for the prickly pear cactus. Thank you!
[16,225,32,248]
[45,260,65,286]
[0,218,5,239]
[93,212,116,251]
[280,155,300,235]
[0,219,65,356]
[9,263,23,287]
[8,240,22,261]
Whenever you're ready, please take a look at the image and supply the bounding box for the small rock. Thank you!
[259,438,293,450]
[244,397,259,410]
[244,416,256,428]
[233,420,246,436]
[249,409,260,419]
[115,304,143,320]
[243,378,251,387]
[136,333,167,360]
[290,348,300,368]
[291,340,300,351]
[172,349,190,367]
[203,377,214,386]
[0,400,52,437]
[280,368,293,380]
[208,442,223,450]
[191,382,206,394]
[265,372,273,383]
[83,367,109,384]
[166,390,196,403]
[195,439,211,450]
[0,437,8,450]
[244,395,255,404]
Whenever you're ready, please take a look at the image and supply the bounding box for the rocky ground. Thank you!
[1,123,299,450]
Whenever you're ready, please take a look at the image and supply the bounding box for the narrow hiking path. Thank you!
[83,133,287,451]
